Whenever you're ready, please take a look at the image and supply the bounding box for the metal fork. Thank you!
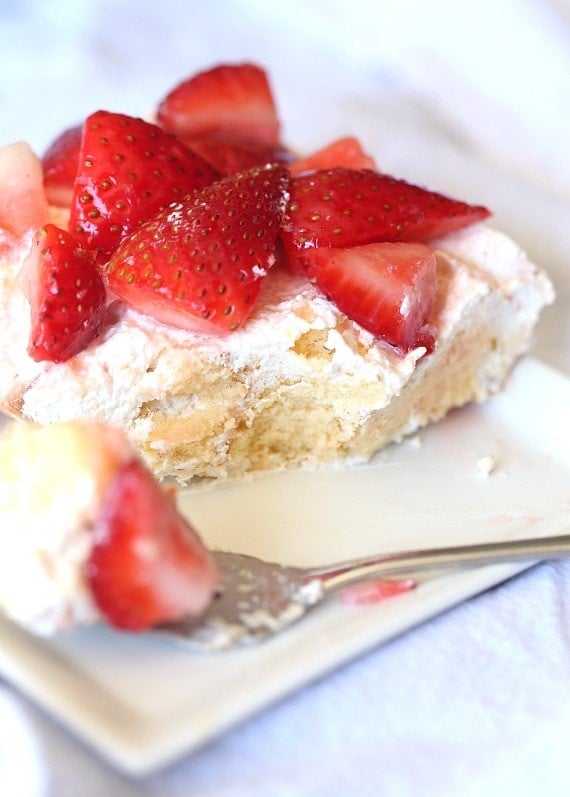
[158,534,570,651]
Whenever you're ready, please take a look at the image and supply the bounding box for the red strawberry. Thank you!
[182,131,292,176]
[0,142,50,237]
[25,224,107,362]
[42,124,82,207]
[70,111,220,259]
[302,241,437,352]
[106,164,290,333]
[157,63,280,145]
[87,457,220,631]
[290,136,376,176]
[281,168,491,269]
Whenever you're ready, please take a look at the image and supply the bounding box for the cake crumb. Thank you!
[476,455,497,477]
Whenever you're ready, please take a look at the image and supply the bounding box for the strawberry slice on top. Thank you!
[303,241,437,353]
[281,167,491,270]
[69,111,220,259]
[87,456,220,632]
[106,163,290,333]
[24,224,107,363]
[181,131,292,177]
[157,63,281,146]
[290,136,376,176]
[0,142,50,238]
[42,124,82,208]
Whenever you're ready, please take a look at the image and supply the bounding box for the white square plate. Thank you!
[0,357,568,775]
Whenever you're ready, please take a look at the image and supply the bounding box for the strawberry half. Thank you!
[290,136,376,176]
[70,111,220,259]
[0,142,50,237]
[303,241,437,352]
[281,168,491,269]
[182,131,292,176]
[25,224,107,363]
[157,63,281,145]
[42,124,82,207]
[87,457,220,631]
[106,163,290,333]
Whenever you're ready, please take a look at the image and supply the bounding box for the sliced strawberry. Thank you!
[182,131,292,176]
[106,164,290,333]
[281,168,491,269]
[87,457,220,631]
[303,241,437,352]
[69,111,220,259]
[290,136,376,176]
[42,124,82,207]
[0,142,50,237]
[157,63,280,145]
[340,578,416,605]
[25,224,107,363]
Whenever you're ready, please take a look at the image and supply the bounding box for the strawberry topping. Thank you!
[302,241,437,352]
[87,457,220,631]
[0,142,50,237]
[106,163,290,333]
[281,167,491,270]
[181,131,292,176]
[157,63,281,145]
[290,136,376,176]
[42,124,82,207]
[0,62,494,361]
[70,111,220,259]
[25,224,107,363]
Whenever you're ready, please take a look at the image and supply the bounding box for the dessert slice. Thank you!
[0,421,219,635]
[0,62,555,485]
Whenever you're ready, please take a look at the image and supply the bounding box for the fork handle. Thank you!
[308,534,570,593]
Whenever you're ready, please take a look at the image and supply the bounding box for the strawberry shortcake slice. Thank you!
[0,63,554,484]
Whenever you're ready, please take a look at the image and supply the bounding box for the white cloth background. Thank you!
[0,0,569,794]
